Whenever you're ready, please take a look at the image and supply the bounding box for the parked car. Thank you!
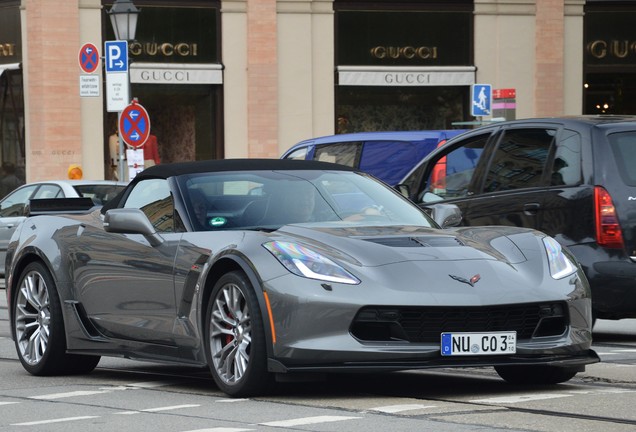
[281,130,467,186]
[5,159,597,397]
[0,180,126,277]
[399,115,636,320]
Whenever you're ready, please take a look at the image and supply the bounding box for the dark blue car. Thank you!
[281,130,467,186]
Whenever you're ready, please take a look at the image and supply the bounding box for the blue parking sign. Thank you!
[105,40,128,73]
[471,84,492,117]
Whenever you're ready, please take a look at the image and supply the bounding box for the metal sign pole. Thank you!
[118,111,125,181]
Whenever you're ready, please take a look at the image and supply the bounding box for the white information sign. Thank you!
[79,75,100,97]
[126,148,145,181]
[106,72,130,112]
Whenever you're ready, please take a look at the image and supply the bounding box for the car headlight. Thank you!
[263,241,360,285]
[542,237,577,279]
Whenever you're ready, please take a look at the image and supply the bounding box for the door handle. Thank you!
[523,203,540,216]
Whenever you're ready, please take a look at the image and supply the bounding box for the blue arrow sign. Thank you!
[119,102,151,148]
[105,40,128,73]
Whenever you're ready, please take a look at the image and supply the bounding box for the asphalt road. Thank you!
[3,289,636,431]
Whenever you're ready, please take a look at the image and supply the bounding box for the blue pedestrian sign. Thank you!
[471,84,492,117]
[105,40,128,73]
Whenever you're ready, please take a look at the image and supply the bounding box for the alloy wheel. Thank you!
[15,270,51,365]
[209,282,252,384]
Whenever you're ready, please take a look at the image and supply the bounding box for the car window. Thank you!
[184,176,268,230]
[283,147,308,160]
[483,128,555,193]
[314,141,362,167]
[33,184,63,199]
[0,185,37,217]
[74,184,126,205]
[360,140,437,186]
[177,170,434,230]
[551,129,582,186]
[123,179,174,232]
[608,131,636,186]
[420,133,489,202]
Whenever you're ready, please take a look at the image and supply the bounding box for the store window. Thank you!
[103,2,222,179]
[0,2,24,189]
[584,2,636,114]
[335,1,474,132]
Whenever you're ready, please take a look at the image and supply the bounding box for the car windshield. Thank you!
[73,184,126,205]
[177,170,435,231]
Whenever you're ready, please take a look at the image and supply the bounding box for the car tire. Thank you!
[13,261,100,375]
[205,270,271,397]
[494,365,578,385]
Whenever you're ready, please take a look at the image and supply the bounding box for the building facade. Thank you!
[0,0,632,184]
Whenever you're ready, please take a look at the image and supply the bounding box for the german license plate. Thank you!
[441,332,516,356]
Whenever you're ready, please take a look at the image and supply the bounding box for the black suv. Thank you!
[400,116,636,320]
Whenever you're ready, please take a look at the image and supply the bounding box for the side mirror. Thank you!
[104,208,164,246]
[429,203,462,228]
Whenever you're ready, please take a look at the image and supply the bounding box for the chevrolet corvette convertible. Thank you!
[5,159,599,397]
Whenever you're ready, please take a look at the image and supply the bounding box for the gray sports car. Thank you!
[5,159,599,397]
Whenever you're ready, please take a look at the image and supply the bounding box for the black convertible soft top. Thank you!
[138,158,354,179]
[102,158,355,212]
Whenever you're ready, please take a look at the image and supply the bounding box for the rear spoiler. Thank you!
[27,198,100,216]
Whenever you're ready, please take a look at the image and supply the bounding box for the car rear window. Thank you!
[608,131,636,186]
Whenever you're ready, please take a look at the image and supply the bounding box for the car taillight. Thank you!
[595,186,624,249]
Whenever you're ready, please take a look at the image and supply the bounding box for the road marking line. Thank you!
[126,380,185,388]
[0,401,19,406]
[471,393,571,404]
[113,404,200,415]
[216,398,249,403]
[260,416,360,427]
[367,404,437,413]
[181,428,254,432]
[142,404,201,412]
[12,416,100,426]
[30,390,111,400]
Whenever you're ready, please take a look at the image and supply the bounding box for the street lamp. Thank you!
[107,0,139,181]
[107,0,140,42]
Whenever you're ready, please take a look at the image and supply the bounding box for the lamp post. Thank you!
[108,0,140,41]
[107,0,139,181]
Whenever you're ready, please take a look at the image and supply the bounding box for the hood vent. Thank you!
[362,236,465,248]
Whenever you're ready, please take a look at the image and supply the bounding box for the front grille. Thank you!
[351,302,568,343]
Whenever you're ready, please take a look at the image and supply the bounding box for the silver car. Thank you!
[4,160,598,397]
[0,180,126,276]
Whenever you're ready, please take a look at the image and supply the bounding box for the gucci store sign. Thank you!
[130,63,223,85]
[338,66,476,86]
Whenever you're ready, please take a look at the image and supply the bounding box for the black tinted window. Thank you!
[551,129,582,186]
[609,131,636,186]
[483,128,555,192]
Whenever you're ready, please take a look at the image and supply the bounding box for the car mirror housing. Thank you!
[104,208,164,246]
[429,203,462,228]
